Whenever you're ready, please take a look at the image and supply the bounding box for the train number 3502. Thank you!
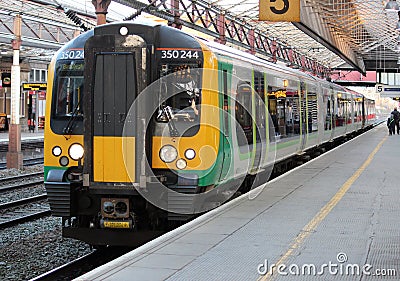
[60,50,85,60]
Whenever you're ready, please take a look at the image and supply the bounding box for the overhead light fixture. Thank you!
[385,0,399,11]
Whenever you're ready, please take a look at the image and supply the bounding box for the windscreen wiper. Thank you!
[162,104,179,137]
[63,98,82,136]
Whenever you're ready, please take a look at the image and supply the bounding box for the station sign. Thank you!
[376,84,400,98]
[22,83,47,91]
[259,0,300,22]
[1,72,11,88]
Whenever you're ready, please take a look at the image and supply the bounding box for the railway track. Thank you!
[0,139,43,152]
[0,157,44,169]
[0,171,48,229]
[0,171,44,193]
[0,195,50,229]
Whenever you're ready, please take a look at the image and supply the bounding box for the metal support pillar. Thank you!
[214,12,226,44]
[35,92,39,132]
[287,48,294,67]
[91,0,111,25]
[3,88,6,113]
[270,39,277,63]
[7,14,22,169]
[168,0,182,29]
[247,29,256,55]
[301,55,306,72]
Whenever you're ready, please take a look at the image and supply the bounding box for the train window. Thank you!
[285,91,301,137]
[354,96,363,123]
[267,86,279,137]
[336,91,347,127]
[235,82,253,148]
[155,63,202,137]
[307,88,318,132]
[268,81,300,138]
[324,90,332,131]
[53,60,84,118]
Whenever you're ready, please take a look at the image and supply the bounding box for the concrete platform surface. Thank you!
[75,124,399,281]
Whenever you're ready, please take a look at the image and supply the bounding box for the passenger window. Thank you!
[336,92,346,127]
[324,91,332,131]
[307,88,318,132]
[268,86,278,137]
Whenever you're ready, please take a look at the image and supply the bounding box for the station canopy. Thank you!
[1,0,400,74]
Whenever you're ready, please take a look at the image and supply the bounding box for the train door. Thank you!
[361,96,366,127]
[305,82,318,149]
[252,70,266,173]
[330,89,336,138]
[299,81,307,150]
[83,33,148,185]
[218,63,233,182]
[322,85,334,142]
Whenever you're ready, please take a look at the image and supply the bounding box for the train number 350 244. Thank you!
[161,49,200,59]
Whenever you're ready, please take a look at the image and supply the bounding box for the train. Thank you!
[44,21,376,246]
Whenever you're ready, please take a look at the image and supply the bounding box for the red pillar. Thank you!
[169,0,182,29]
[270,39,277,63]
[247,29,256,55]
[214,12,226,44]
[91,0,111,25]
[7,14,23,169]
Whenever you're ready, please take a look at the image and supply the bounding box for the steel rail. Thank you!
[0,194,47,210]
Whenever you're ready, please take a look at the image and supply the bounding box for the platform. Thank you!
[75,123,399,281]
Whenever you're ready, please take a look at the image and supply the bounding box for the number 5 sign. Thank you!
[259,0,300,22]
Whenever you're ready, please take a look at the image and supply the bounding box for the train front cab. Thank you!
[44,24,154,245]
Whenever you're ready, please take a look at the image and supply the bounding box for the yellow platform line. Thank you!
[258,136,387,281]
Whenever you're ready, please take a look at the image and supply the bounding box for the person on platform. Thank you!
[28,118,35,133]
[387,114,395,135]
[390,107,400,134]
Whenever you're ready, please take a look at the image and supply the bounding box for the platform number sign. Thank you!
[259,0,300,22]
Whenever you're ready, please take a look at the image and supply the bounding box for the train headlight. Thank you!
[159,145,178,163]
[119,26,128,36]
[184,149,196,160]
[176,158,187,170]
[52,146,62,157]
[69,143,84,161]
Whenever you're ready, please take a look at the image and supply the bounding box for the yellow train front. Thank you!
[44,22,222,246]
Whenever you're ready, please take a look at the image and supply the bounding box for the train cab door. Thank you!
[83,32,148,187]
[218,64,233,182]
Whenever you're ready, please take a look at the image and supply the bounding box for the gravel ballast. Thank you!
[0,165,93,281]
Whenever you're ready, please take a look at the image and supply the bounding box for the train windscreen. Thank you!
[53,60,84,118]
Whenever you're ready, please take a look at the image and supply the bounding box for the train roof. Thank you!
[199,37,346,93]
